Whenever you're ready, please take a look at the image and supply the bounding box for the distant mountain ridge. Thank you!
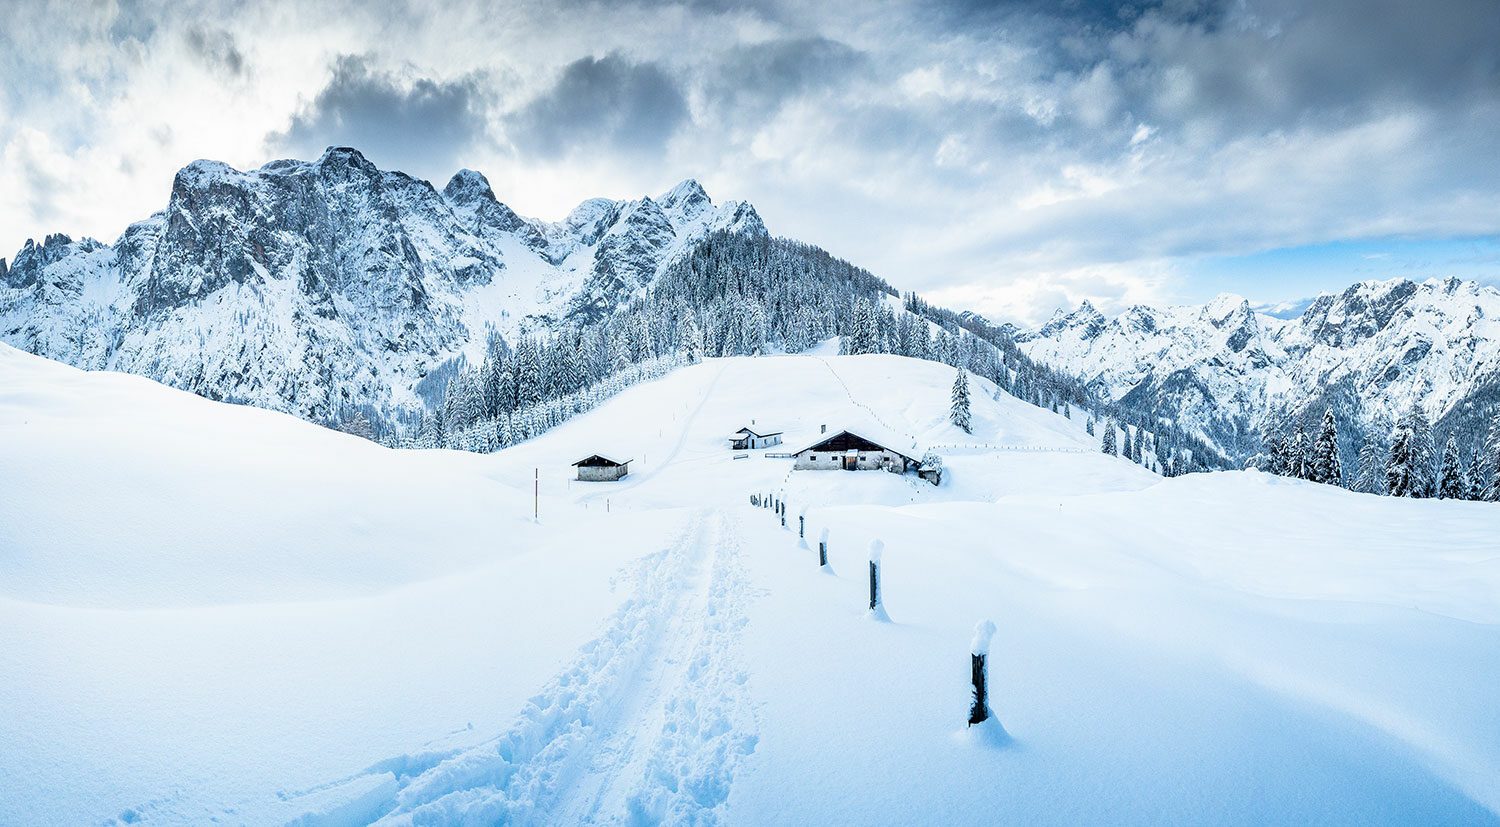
[0,147,764,427]
[1014,277,1500,459]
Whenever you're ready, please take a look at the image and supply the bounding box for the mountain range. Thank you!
[1014,278,1500,459]
[5,147,1500,464]
[0,147,763,428]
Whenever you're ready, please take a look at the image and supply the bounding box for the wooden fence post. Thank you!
[868,540,885,617]
[969,620,996,726]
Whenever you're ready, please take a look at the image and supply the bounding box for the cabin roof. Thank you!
[571,454,633,467]
[789,428,922,463]
[729,426,783,439]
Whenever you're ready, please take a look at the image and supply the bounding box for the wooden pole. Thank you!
[969,620,996,726]
[868,539,884,611]
[533,468,538,521]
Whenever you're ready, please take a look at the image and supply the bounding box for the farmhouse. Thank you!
[728,426,783,450]
[791,430,920,473]
[572,454,632,482]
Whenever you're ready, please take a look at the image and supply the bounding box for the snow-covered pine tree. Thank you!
[679,311,704,364]
[515,338,544,409]
[1308,408,1342,486]
[1086,418,1095,436]
[1266,430,1290,477]
[1396,403,1436,497]
[1386,422,1418,497]
[1438,435,1466,499]
[1102,422,1117,456]
[1354,436,1385,494]
[950,368,973,434]
[1288,423,1309,480]
[1132,427,1145,464]
[1484,418,1500,502]
[1465,450,1486,500]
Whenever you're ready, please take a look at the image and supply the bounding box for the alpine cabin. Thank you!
[791,430,919,473]
[572,454,632,482]
[728,426,783,450]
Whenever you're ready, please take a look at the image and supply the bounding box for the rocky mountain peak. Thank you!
[316,145,379,174]
[658,178,712,221]
[442,169,497,205]
[1202,293,1251,327]
[1037,299,1106,340]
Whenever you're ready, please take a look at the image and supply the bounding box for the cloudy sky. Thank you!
[2,0,1497,324]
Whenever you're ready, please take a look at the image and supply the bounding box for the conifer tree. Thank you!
[1289,424,1309,480]
[1438,435,1466,499]
[1465,450,1486,501]
[1086,418,1095,436]
[1354,436,1385,494]
[1308,408,1342,485]
[1484,418,1500,502]
[1396,403,1435,497]
[679,312,704,363]
[1102,422,1117,456]
[1386,423,1418,497]
[950,368,973,434]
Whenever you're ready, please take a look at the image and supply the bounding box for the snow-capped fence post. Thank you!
[798,513,806,539]
[868,540,887,620]
[969,620,996,726]
[780,500,787,529]
[818,528,829,567]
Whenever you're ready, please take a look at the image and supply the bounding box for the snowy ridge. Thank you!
[0,149,765,429]
[1016,277,1500,458]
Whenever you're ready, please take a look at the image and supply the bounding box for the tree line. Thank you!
[1255,403,1500,500]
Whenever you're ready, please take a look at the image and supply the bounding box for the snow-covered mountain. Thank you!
[1015,277,1500,458]
[0,147,764,427]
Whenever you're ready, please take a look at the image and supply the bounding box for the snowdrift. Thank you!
[3,344,1498,825]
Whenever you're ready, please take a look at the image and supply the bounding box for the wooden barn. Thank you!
[572,454,632,482]
[791,430,920,474]
[728,426,783,450]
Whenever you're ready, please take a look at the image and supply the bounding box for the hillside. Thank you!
[3,344,1498,825]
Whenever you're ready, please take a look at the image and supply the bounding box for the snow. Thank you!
[1018,276,1500,458]
[3,343,1499,824]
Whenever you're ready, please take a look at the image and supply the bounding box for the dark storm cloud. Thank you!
[1051,0,1500,139]
[183,25,246,77]
[701,36,868,124]
[267,54,493,178]
[505,54,688,160]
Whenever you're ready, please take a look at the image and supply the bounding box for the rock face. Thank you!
[0,148,765,427]
[1016,278,1500,458]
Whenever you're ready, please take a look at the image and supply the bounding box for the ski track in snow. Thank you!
[277,508,757,826]
[575,360,729,508]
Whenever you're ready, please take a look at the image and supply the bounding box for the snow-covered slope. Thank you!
[0,148,764,428]
[4,343,1498,824]
[1016,277,1500,457]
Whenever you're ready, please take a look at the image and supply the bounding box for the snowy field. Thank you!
[3,342,1499,825]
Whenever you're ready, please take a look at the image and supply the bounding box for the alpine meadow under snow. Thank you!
[4,342,1500,825]
[7,0,1500,820]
